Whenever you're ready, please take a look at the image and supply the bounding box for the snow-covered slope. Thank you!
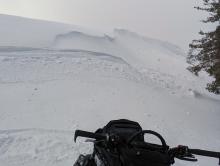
[52,29,214,97]
[0,49,219,166]
[0,15,219,166]
[0,14,95,48]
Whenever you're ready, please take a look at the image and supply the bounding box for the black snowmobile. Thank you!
[73,119,220,166]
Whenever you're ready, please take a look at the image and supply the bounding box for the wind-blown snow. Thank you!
[53,29,185,68]
[0,15,219,166]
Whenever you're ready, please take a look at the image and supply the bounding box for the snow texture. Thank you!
[0,14,219,166]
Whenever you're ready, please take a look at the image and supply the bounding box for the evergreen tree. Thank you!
[187,0,220,94]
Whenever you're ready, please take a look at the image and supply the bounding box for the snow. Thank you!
[0,15,220,166]
[0,14,97,48]
[52,28,216,97]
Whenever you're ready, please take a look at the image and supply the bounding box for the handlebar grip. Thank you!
[74,130,107,142]
[189,148,220,158]
[189,148,220,165]
[172,146,220,165]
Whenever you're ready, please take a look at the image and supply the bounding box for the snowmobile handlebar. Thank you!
[74,129,167,147]
[74,129,220,165]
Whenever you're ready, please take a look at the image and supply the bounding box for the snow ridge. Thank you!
[52,29,185,63]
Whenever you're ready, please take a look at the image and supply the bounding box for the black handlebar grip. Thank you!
[189,148,220,157]
[74,130,106,142]
[189,148,220,165]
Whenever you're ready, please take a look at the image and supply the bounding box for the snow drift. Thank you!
[52,29,185,69]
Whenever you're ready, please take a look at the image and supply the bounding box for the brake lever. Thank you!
[169,145,198,162]
[176,156,198,162]
[176,151,198,162]
[74,130,106,142]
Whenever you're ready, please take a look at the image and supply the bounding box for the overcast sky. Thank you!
[0,0,216,51]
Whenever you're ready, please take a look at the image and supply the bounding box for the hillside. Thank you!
[0,14,93,47]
